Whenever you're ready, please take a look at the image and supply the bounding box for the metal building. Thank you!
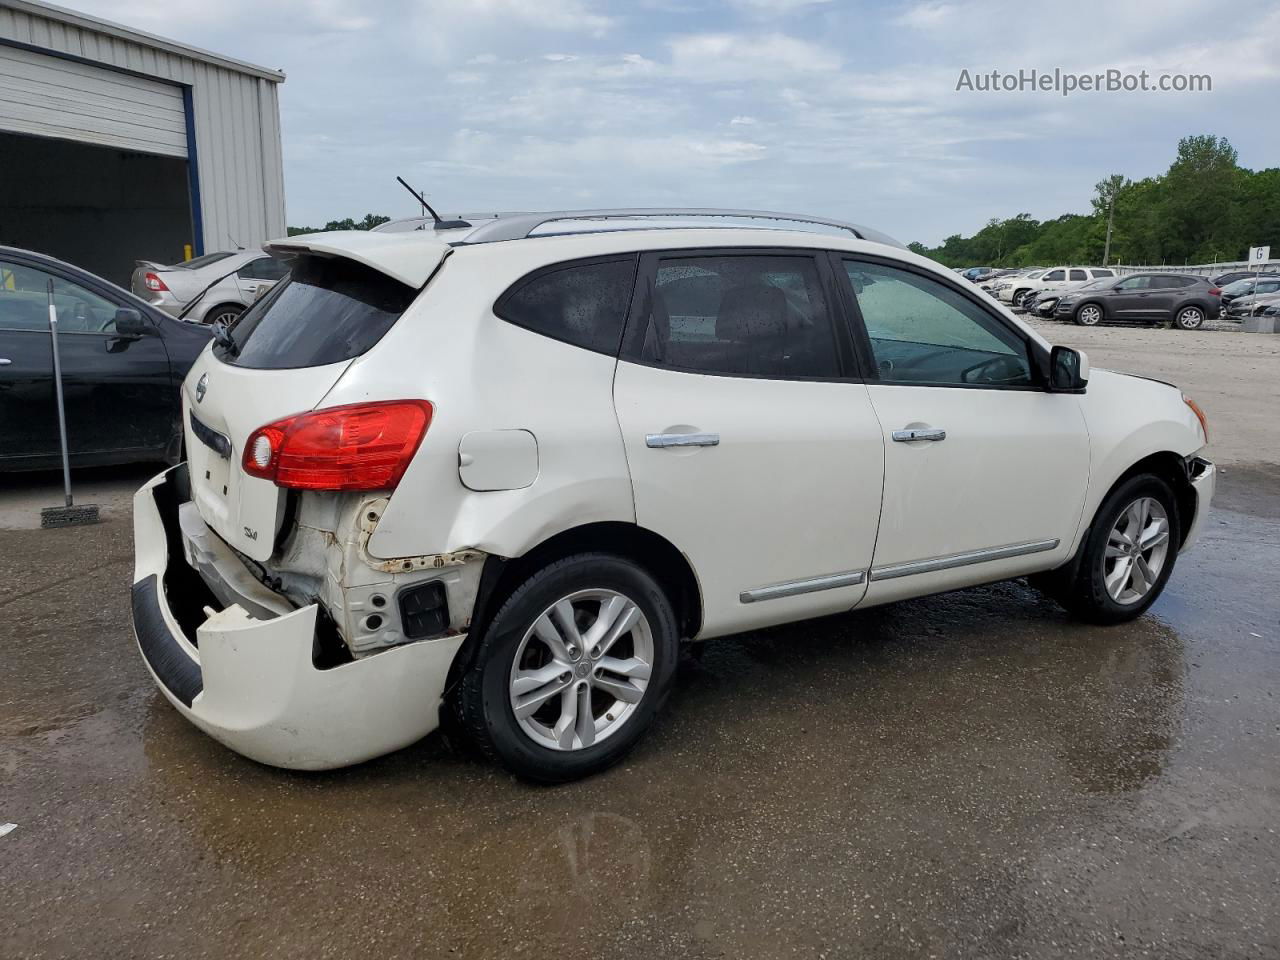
[0,0,285,284]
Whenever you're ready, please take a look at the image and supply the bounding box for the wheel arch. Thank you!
[1103,451,1197,548]
[1061,450,1197,582]
[198,301,245,324]
[446,522,704,694]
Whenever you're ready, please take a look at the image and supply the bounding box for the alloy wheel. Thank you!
[1077,304,1102,326]
[1177,307,1204,329]
[508,589,654,751]
[206,307,242,326]
[1104,496,1171,605]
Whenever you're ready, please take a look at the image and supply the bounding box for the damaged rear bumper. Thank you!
[131,464,465,771]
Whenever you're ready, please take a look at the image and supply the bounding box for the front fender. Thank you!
[1068,369,1205,553]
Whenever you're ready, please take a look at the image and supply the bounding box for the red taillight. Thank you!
[1207,287,1221,297]
[242,400,433,491]
[143,272,168,292]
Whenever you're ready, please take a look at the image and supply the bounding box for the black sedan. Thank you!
[1053,273,1220,329]
[1,246,211,471]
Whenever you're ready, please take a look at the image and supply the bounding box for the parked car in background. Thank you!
[1212,270,1280,288]
[1,246,211,471]
[1218,275,1280,311]
[993,269,1046,305]
[1054,274,1219,329]
[131,250,290,326]
[129,209,1213,782]
[1256,296,1280,319]
[1224,290,1280,321]
[1018,266,1116,307]
[978,268,1023,292]
[964,267,999,283]
[1020,289,1058,316]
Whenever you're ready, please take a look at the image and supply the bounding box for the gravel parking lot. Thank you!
[2,324,1278,959]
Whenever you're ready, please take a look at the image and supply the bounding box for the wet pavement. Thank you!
[1,465,1278,959]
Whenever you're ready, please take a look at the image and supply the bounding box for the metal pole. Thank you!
[1102,193,1115,265]
[47,279,73,508]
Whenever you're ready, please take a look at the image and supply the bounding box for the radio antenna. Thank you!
[396,176,471,230]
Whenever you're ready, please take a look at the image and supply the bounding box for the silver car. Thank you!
[130,250,289,325]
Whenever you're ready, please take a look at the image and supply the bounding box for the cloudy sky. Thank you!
[70,0,1280,245]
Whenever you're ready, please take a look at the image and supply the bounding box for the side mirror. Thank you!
[1048,345,1089,392]
[114,308,155,337]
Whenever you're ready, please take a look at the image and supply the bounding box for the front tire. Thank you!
[1040,474,1180,624]
[1175,305,1205,330]
[1075,303,1103,326]
[456,553,679,783]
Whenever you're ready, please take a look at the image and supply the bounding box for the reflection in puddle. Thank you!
[121,577,1190,956]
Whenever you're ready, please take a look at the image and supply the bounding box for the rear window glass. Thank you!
[218,255,416,369]
[172,251,234,270]
[495,257,636,355]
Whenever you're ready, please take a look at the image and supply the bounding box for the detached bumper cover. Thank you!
[1181,456,1216,552]
[131,464,465,771]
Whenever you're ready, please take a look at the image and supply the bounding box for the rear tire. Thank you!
[456,553,679,783]
[203,304,243,326]
[1175,305,1205,330]
[1037,474,1180,625]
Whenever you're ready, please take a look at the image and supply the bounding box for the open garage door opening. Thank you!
[0,130,195,287]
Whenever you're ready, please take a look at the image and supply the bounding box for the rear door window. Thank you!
[495,256,637,355]
[621,253,842,378]
[220,254,416,369]
[1069,269,1088,281]
[237,257,290,282]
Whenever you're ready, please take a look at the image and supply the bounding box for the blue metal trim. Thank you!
[181,86,204,256]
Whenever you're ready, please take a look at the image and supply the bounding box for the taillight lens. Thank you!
[144,272,168,292]
[1207,287,1221,296]
[1182,393,1209,442]
[242,400,433,491]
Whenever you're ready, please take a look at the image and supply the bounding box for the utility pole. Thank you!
[1103,192,1116,266]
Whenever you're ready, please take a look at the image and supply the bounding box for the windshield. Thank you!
[217,254,417,369]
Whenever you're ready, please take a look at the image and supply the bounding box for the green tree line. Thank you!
[908,135,1280,268]
[287,213,390,236]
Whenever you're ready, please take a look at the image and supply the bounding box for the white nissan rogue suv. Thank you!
[131,209,1215,782]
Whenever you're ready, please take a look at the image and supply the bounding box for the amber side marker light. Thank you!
[1182,393,1209,443]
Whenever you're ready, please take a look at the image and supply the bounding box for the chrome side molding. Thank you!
[740,539,1061,603]
[646,433,720,449]
[870,539,1060,581]
[740,569,866,604]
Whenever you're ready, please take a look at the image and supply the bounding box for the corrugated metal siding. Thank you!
[0,42,187,156]
[0,2,286,253]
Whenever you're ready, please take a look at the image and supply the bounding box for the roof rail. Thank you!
[456,208,904,248]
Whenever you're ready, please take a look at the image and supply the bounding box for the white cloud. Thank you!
[668,32,841,80]
[893,2,958,29]
[725,0,834,13]
[730,115,758,125]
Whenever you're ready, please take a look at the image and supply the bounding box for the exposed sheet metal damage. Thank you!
[184,491,484,658]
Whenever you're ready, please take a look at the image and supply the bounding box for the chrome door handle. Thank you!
[0,358,11,365]
[892,427,946,442]
[646,433,720,448]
